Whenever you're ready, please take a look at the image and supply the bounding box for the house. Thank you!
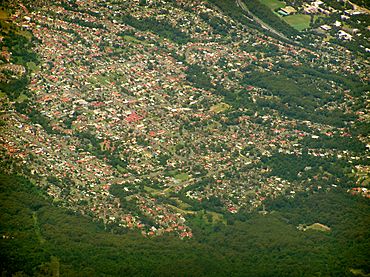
[320,25,332,31]
[338,30,353,41]
[334,21,341,27]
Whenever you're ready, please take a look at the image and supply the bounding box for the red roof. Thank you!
[125,111,143,123]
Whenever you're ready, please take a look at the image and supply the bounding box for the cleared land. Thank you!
[210,102,230,113]
[306,223,331,232]
[283,14,311,31]
[171,197,193,210]
[174,173,190,181]
[0,10,8,20]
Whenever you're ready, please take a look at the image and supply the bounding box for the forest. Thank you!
[120,15,190,44]
[1,173,369,276]
[264,152,352,184]
[0,27,37,101]
[242,63,363,127]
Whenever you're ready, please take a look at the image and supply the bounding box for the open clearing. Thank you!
[259,0,285,10]
[283,14,311,31]
[210,102,230,113]
[144,186,162,196]
[172,197,194,210]
[174,173,190,181]
[306,223,331,232]
[33,212,46,244]
[0,10,8,20]
[168,204,195,215]
[205,211,226,224]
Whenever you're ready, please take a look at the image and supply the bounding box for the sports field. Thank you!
[283,14,311,31]
[259,0,285,10]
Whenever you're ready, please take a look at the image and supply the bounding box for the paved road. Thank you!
[236,0,292,43]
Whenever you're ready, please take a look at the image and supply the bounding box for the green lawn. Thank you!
[26,61,39,72]
[0,91,7,99]
[174,173,190,181]
[259,0,285,10]
[32,212,46,244]
[0,9,8,20]
[210,102,230,113]
[16,29,32,40]
[16,94,28,103]
[202,211,226,224]
[170,197,193,210]
[168,204,195,215]
[144,185,161,194]
[283,14,311,31]
[123,35,142,44]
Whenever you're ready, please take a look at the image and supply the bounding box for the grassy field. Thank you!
[306,223,331,232]
[26,61,39,72]
[171,197,193,210]
[168,204,195,215]
[174,173,190,181]
[283,14,311,31]
[203,211,226,224]
[17,29,33,40]
[32,212,46,244]
[144,185,161,195]
[210,102,230,113]
[0,9,8,20]
[123,35,142,43]
[16,94,28,103]
[0,9,32,39]
[259,0,285,10]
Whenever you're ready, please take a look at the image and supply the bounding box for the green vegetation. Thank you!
[1,173,369,276]
[258,0,312,32]
[0,30,37,101]
[120,15,190,44]
[207,0,264,32]
[0,9,9,20]
[171,198,193,210]
[0,75,29,102]
[199,12,232,35]
[283,14,311,31]
[174,173,190,181]
[301,135,366,153]
[306,223,331,232]
[264,152,351,185]
[236,62,363,127]
[259,0,285,10]
[1,32,38,67]
[123,35,144,44]
[62,15,105,29]
[210,103,230,114]
[243,0,298,37]
[186,64,213,89]
[32,212,46,244]
[1,1,369,276]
